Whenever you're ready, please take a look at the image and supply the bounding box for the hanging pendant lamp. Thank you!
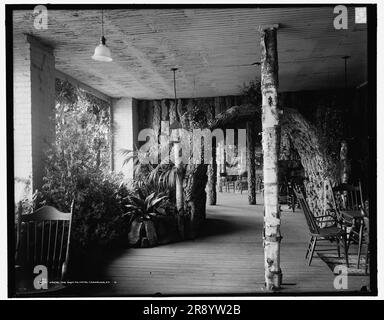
[170,67,181,131]
[92,10,113,62]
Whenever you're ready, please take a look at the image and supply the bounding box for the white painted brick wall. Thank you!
[14,36,33,202]
[13,35,55,200]
[30,41,55,191]
[111,97,138,180]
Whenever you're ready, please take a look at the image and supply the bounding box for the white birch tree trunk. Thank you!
[260,26,282,290]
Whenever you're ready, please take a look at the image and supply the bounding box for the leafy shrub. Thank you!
[39,171,129,250]
[34,79,129,250]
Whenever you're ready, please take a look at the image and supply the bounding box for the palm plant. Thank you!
[120,147,156,182]
[124,190,171,222]
[123,187,174,247]
[148,150,184,192]
[121,141,186,246]
[120,142,184,195]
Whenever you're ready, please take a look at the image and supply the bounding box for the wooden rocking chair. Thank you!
[15,201,74,295]
[294,186,349,267]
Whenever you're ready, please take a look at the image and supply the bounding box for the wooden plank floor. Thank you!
[81,192,370,296]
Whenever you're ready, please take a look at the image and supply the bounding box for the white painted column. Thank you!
[14,35,55,201]
[111,97,138,179]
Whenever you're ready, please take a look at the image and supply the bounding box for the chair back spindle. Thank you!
[294,186,320,234]
[332,182,364,211]
[16,205,73,282]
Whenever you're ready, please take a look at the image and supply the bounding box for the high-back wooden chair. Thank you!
[362,216,370,274]
[15,202,74,293]
[294,186,320,235]
[236,172,248,194]
[332,182,364,214]
[227,175,237,192]
[294,186,349,267]
[218,172,227,192]
[332,182,369,270]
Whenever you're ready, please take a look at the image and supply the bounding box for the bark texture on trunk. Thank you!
[247,121,256,204]
[174,142,184,212]
[281,108,339,218]
[152,100,161,139]
[169,100,177,125]
[221,143,227,174]
[161,100,169,122]
[175,169,185,239]
[217,141,223,192]
[340,140,349,184]
[207,139,217,205]
[177,99,210,239]
[184,164,208,238]
[260,27,282,291]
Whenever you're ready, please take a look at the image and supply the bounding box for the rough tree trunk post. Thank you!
[221,140,227,175]
[208,138,217,205]
[247,121,257,204]
[174,141,185,239]
[281,108,339,217]
[218,139,226,192]
[340,140,349,184]
[217,143,222,193]
[260,25,282,290]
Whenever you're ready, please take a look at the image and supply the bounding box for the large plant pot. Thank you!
[128,219,158,248]
[127,218,143,247]
[128,215,183,248]
[143,220,158,247]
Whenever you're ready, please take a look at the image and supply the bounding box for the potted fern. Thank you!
[124,184,176,247]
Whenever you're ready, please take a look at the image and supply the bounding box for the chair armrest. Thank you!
[315,211,340,227]
[314,214,337,221]
[316,219,337,223]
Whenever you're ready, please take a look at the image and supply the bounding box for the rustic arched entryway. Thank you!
[184,104,339,227]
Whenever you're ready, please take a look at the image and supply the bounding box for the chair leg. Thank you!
[346,226,353,249]
[308,237,317,266]
[342,235,349,268]
[365,246,369,275]
[305,236,313,259]
[336,237,341,258]
[357,223,363,269]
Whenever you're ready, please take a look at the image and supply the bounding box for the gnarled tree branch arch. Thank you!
[205,105,338,219]
[183,104,340,238]
[281,108,339,217]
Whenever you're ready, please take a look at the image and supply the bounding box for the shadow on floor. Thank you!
[199,217,255,238]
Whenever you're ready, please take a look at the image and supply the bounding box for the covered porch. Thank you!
[63,192,369,296]
[11,5,373,296]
